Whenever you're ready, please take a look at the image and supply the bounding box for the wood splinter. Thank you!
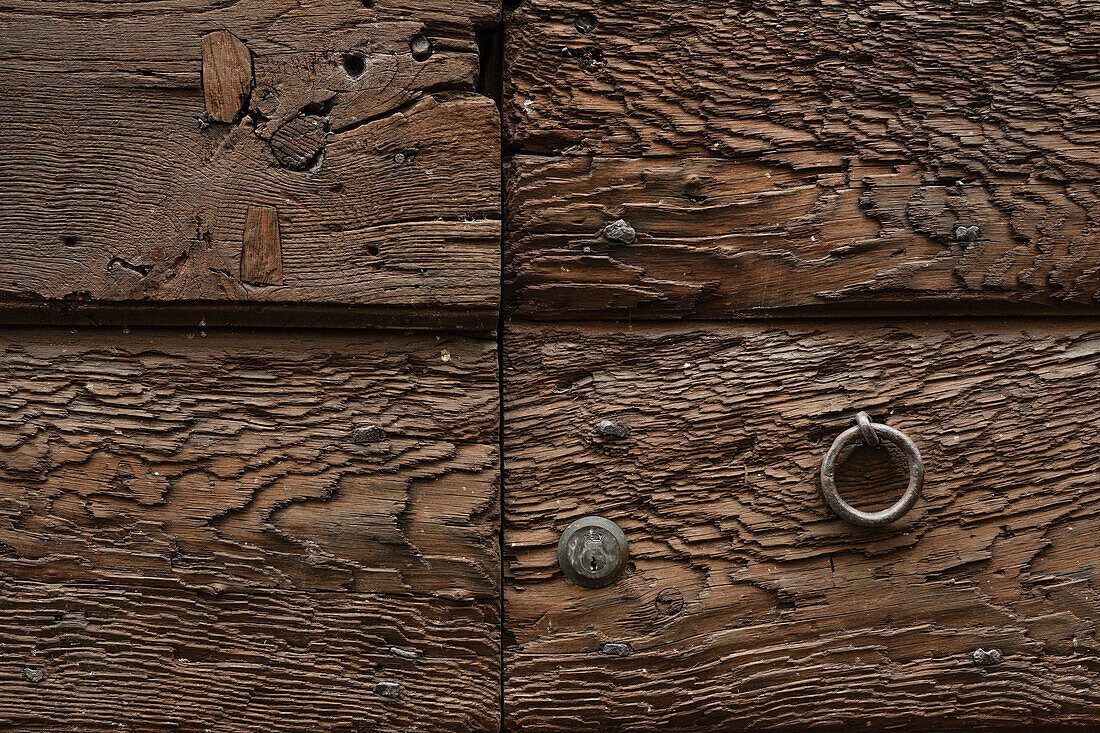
[241,205,283,285]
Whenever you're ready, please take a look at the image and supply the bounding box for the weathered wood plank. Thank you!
[1,584,499,731]
[503,0,1100,317]
[507,156,1100,318]
[0,0,500,327]
[505,0,1100,159]
[0,327,499,729]
[505,321,1100,729]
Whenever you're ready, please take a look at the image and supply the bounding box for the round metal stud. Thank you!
[557,516,628,588]
[821,415,923,527]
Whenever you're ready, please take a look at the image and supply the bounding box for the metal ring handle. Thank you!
[821,415,923,527]
[856,410,880,447]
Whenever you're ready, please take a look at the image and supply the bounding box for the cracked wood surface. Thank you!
[505,321,1100,730]
[0,0,500,328]
[504,0,1100,319]
[0,328,500,730]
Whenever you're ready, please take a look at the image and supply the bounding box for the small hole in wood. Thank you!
[343,54,365,78]
[834,441,909,513]
[367,245,379,256]
[60,235,79,246]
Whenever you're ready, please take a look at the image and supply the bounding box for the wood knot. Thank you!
[654,588,685,616]
[972,648,1003,666]
[602,219,636,244]
[269,114,329,171]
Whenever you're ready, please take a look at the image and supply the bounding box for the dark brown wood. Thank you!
[504,320,1100,730]
[0,327,500,730]
[503,0,1100,319]
[0,0,501,328]
[241,205,283,285]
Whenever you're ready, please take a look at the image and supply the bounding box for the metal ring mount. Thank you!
[821,412,923,527]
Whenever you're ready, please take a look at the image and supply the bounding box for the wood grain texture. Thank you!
[505,320,1100,730]
[241,205,283,285]
[1,584,498,731]
[0,328,499,730]
[0,0,500,327]
[503,0,1100,318]
[202,30,253,123]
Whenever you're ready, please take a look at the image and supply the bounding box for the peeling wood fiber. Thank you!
[505,321,1100,730]
[504,0,1100,319]
[0,328,500,731]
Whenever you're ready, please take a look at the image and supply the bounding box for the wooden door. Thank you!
[4,0,1100,729]
[502,0,1100,729]
[0,0,502,729]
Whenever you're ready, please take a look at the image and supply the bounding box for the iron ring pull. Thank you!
[821,411,924,527]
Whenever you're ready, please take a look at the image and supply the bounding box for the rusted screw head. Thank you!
[558,516,628,588]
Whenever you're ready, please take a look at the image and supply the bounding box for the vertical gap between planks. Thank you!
[483,12,507,730]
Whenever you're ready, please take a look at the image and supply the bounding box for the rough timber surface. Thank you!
[0,328,500,731]
[0,0,501,328]
[504,320,1100,730]
[503,0,1100,319]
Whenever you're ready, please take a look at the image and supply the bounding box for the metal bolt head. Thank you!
[558,516,628,588]
[600,642,632,656]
